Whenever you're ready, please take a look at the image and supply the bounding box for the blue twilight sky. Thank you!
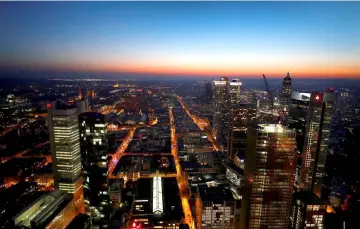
[0,2,359,78]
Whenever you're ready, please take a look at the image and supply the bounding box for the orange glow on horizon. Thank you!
[5,61,360,78]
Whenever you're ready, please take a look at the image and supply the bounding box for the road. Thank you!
[107,113,160,180]
[0,122,29,137]
[177,96,222,151]
[108,126,137,178]
[169,107,195,229]
[1,141,50,163]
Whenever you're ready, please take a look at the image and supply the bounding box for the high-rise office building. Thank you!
[229,79,242,107]
[1,94,15,118]
[204,80,212,100]
[241,124,296,229]
[213,77,230,147]
[300,91,336,197]
[77,99,89,114]
[289,91,311,153]
[281,72,292,111]
[195,184,237,229]
[289,191,326,229]
[78,112,109,220]
[288,91,311,186]
[47,101,83,203]
[228,104,257,169]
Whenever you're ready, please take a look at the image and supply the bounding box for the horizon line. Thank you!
[1,67,359,79]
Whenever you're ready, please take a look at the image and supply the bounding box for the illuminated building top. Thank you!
[152,176,163,214]
[258,124,285,133]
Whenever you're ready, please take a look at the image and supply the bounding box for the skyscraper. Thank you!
[47,101,83,200]
[281,72,292,112]
[213,77,230,147]
[289,191,326,229]
[204,80,212,100]
[288,91,311,186]
[289,91,311,152]
[229,79,242,107]
[195,184,237,229]
[76,99,89,114]
[228,104,257,169]
[241,124,296,229]
[300,91,336,197]
[78,112,109,220]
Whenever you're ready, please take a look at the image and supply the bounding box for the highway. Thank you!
[169,107,195,229]
[177,96,222,151]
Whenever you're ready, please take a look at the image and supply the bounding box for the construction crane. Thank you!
[262,74,274,110]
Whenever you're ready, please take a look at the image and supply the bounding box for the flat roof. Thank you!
[222,161,244,176]
[198,184,235,203]
[66,214,91,229]
[258,124,285,133]
[293,191,327,205]
[114,155,176,175]
[133,178,183,221]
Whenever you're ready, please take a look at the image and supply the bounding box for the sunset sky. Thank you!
[1,2,360,78]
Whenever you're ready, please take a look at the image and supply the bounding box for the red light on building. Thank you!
[315,95,320,100]
[328,87,334,92]
[46,103,51,108]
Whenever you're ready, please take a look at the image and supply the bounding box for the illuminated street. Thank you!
[0,3,356,229]
[169,107,195,229]
[177,96,222,151]
[1,141,50,163]
[108,126,137,178]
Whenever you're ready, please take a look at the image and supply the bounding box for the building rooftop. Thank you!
[12,190,73,229]
[258,124,285,133]
[198,184,235,203]
[233,103,257,109]
[222,161,244,176]
[132,178,183,221]
[52,100,77,110]
[293,191,328,205]
[113,155,176,175]
[79,112,105,120]
[0,189,44,229]
[66,214,91,229]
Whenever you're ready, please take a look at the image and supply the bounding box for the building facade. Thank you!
[204,80,212,100]
[229,79,242,107]
[289,191,326,229]
[12,190,78,229]
[213,77,230,147]
[228,104,257,169]
[196,184,236,229]
[300,91,335,197]
[78,112,109,220]
[242,124,296,229]
[281,72,292,112]
[288,91,311,186]
[47,101,83,200]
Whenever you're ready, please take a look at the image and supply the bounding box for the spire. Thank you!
[284,72,291,80]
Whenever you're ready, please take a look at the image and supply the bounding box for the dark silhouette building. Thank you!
[281,72,292,112]
[78,112,109,221]
[289,191,326,229]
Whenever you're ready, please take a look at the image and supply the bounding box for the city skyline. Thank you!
[1,2,360,78]
[1,2,360,228]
